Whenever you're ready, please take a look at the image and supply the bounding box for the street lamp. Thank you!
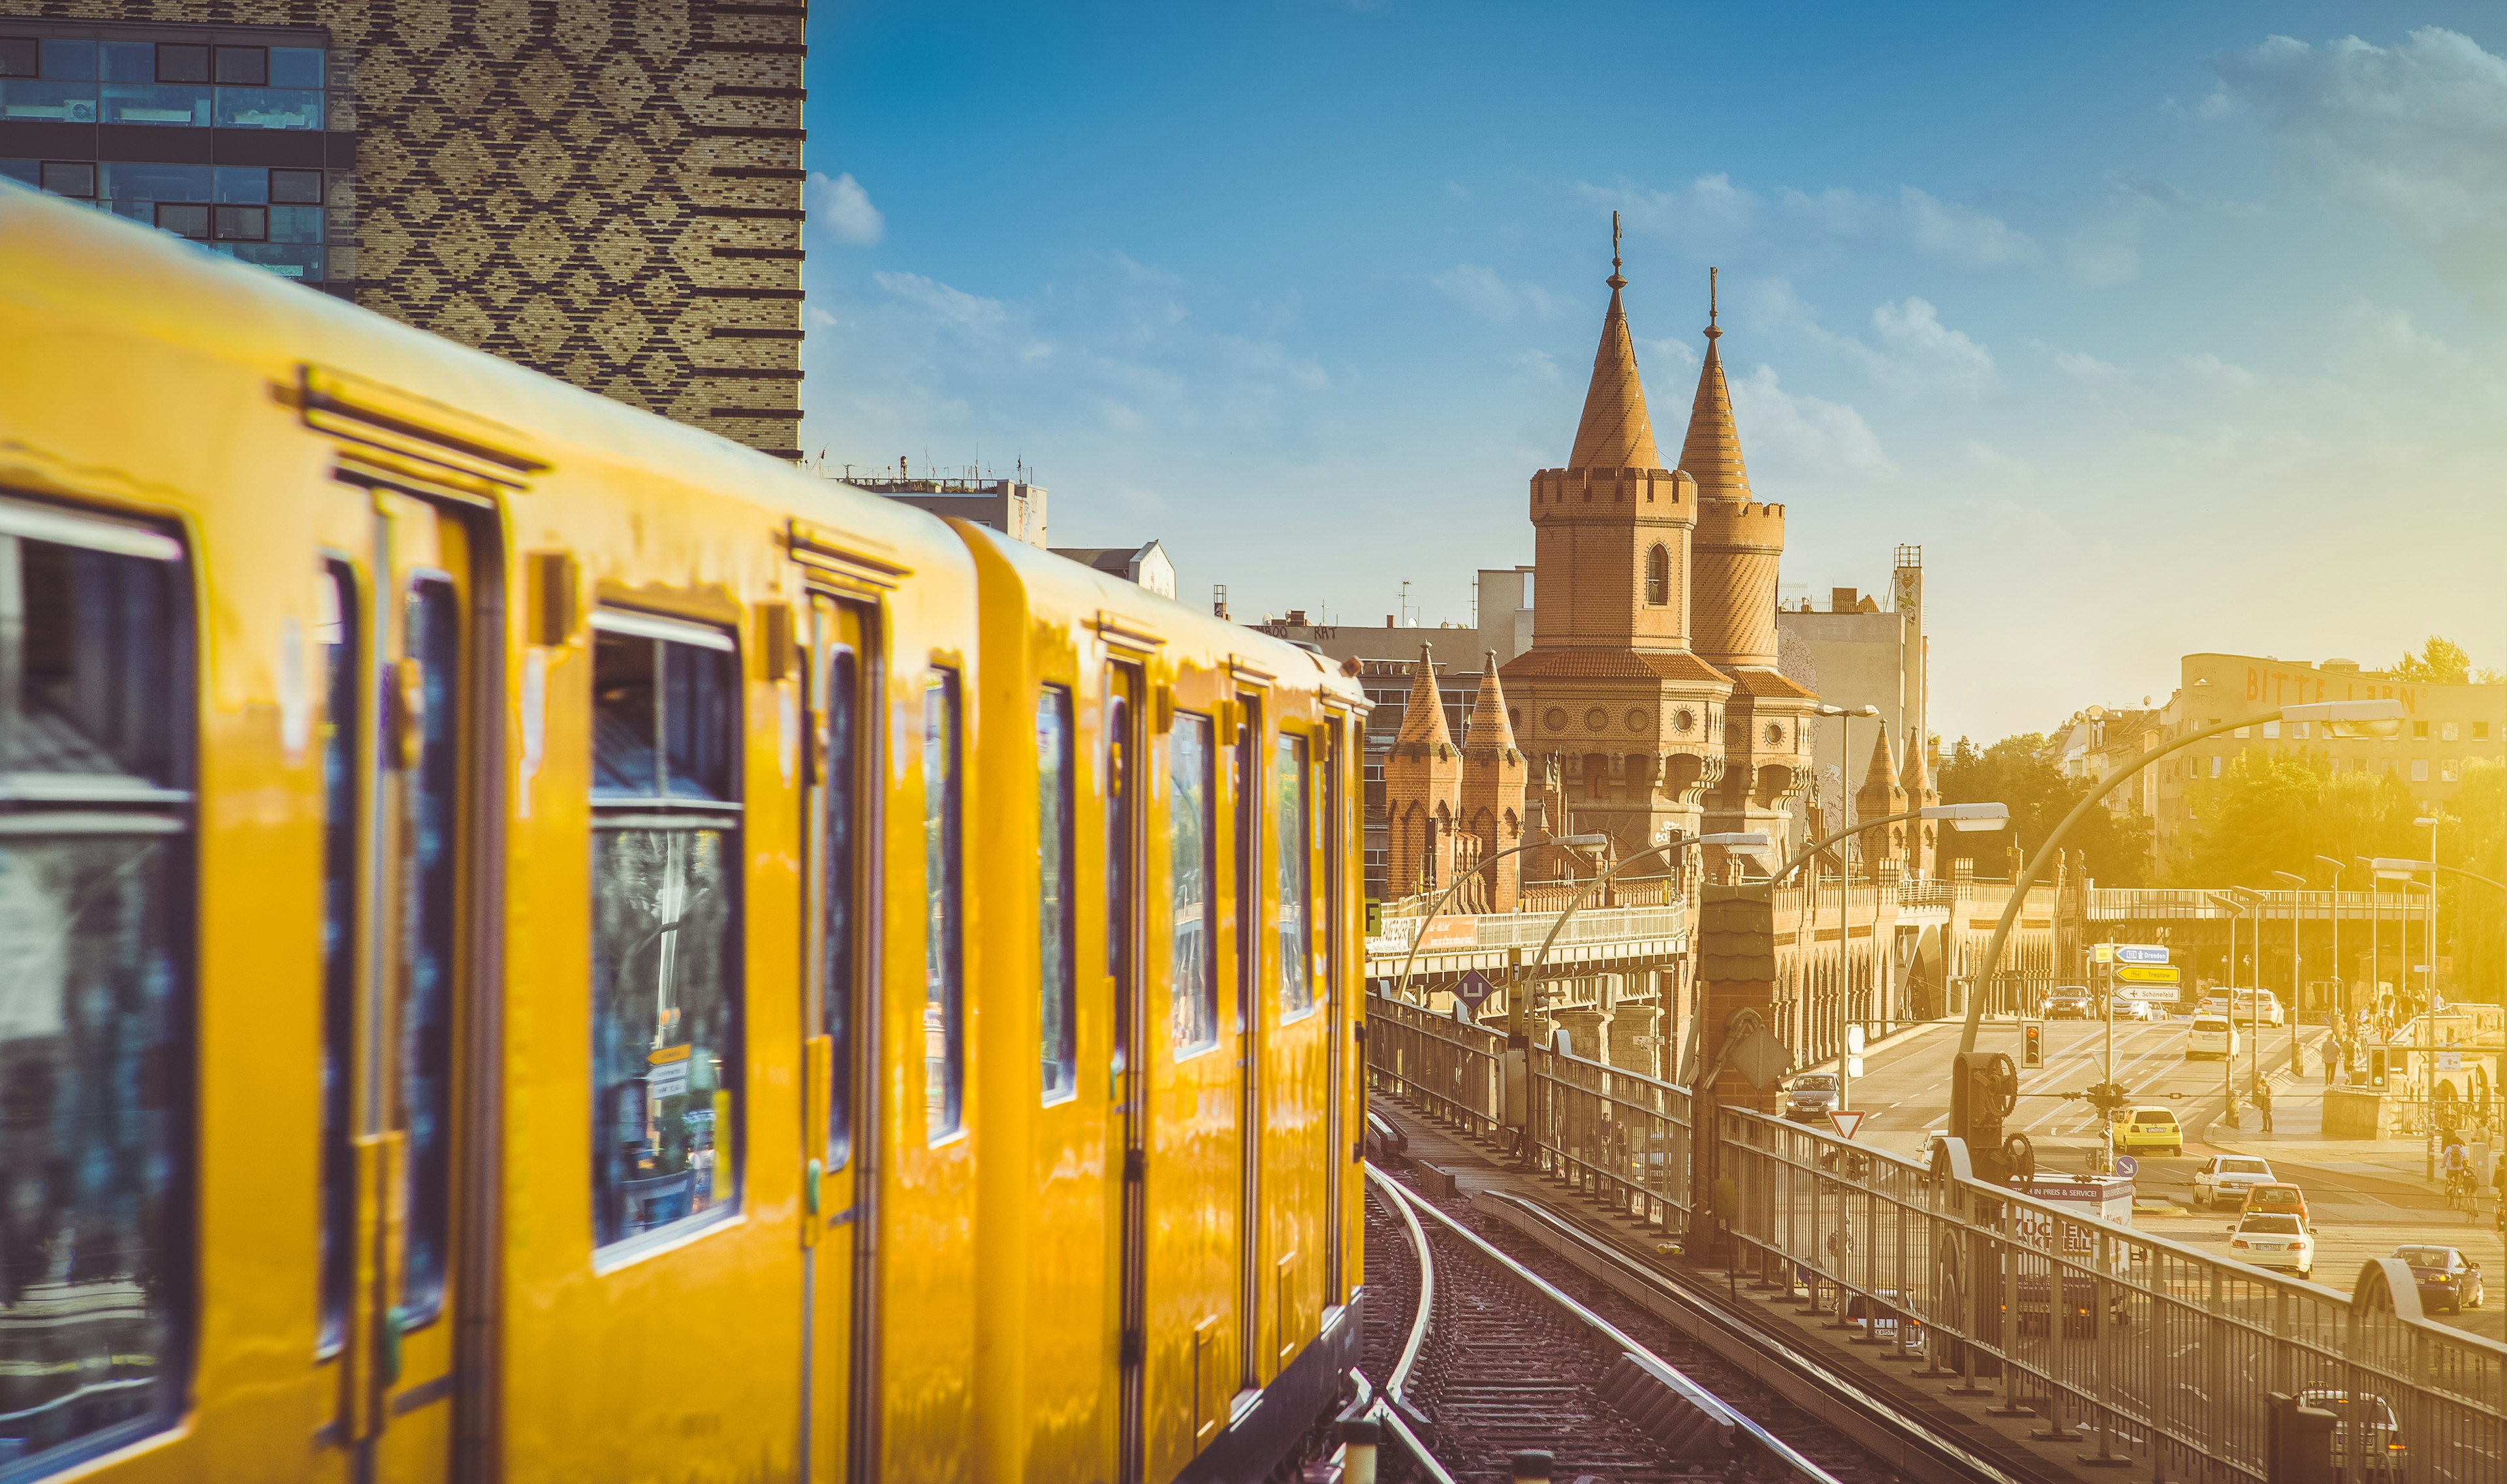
[1522,830,1771,1071]
[2271,870,2305,1077]
[2312,853,2346,1063]
[1385,831,1612,1009]
[2211,886,2265,1126]
[1959,699,2407,1057]
[2374,852,2445,1175]
[1811,704,1880,1090]
[2414,815,2442,1008]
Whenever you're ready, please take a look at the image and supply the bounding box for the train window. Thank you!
[0,502,191,1474]
[922,672,964,1141]
[1274,734,1315,1018]
[589,610,743,1254]
[1169,712,1217,1051]
[820,646,858,1169]
[315,564,356,1355]
[1036,686,1077,1102]
[396,579,460,1323]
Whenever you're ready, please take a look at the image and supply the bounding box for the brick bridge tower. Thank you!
[1502,219,1735,877]
[1383,644,1462,900]
[1458,652,1528,911]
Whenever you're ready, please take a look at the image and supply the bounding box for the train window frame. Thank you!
[0,492,196,1479]
[922,670,966,1143]
[1168,710,1218,1054]
[818,638,862,1171]
[393,573,462,1327]
[586,607,746,1265]
[1273,731,1317,1022]
[313,560,358,1358]
[1036,684,1078,1105]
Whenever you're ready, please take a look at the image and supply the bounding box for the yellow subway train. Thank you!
[0,182,1365,1483]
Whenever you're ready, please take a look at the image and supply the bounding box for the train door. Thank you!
[802,593,874,1481]
[1107,661,1146,1484]
[311,483,486,1481]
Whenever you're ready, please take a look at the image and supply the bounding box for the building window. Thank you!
[2442,720,2460,742]
[2411,759,2429,781]
[2210,756,2221,778]
[2413,720,2430,740]
[2290,721,2310,738]
[2233,725,2249,738]
[2261,720,2279,738]
[2478,721,2493,742]
[2441,759,2460,782]
[1643,544,1669,606]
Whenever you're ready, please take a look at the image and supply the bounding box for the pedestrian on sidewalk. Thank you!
[2256,1079,2274,1134]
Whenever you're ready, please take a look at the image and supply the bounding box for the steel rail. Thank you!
[1362,1163,1438,1405]
[1372,1171,1846,1484]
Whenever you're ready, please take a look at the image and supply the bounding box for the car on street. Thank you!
[2394,1245,2485,1313]
[1842,1288,1924,1352]
[1783,1072,1839,1123]
[2297,1391,2406,1475]
[2196,994,2229,1018]
[2242,1182,2309,1222]
[2045,988,2094,1019]
[2111,997,2164,1022]
[2116,1105,2183,1155]
[2227,1210,2314,1278]
[2186,1015,2239,1060]
[2231,988,2286,1026]
[2194,1154,2275,1209]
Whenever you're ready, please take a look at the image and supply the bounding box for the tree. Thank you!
[1936,734,2154,885]
[2395,635,2473,685]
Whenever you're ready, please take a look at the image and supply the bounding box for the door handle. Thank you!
[803,1034,832,1247]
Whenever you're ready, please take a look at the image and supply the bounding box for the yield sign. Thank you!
[1828,1110,1868,1141]
[1451,970,1496,1012]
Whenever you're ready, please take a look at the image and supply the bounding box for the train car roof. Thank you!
[953,520,1363,708]
[0,180,955,563]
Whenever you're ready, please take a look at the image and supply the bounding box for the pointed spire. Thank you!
[1677,264,1752,502]
[1462,650,1518,759]
[1860,727,1900,792]
[1902,730,1933,802]
[1566,211,1663,471]
[1394,644,1455,752]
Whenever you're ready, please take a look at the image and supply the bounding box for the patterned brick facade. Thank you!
[4,0,807,457]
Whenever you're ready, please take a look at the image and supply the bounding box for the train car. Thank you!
[0,179,1363,1484]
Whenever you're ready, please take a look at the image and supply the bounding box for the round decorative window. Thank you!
[1673,708,1696,735]
[1625,706,1650,733]
[1543,706,1568,733]
[1585,706,1609,733]
[1765,721,1786,747]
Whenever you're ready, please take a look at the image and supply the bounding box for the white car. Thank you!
[2111,998,2164,1023]
[2228,1209,2314,1278]
[2196,1154,2275,1210]
[2230,990,2286,1027]
[2186,1016,2239,1060]
[2195,995,2229,1019]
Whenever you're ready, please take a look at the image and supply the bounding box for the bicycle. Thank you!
[2446,1167,2478,1218]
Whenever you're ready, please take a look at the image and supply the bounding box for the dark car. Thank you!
[1783,1073,1839,1123]
[2045,988,2094,1020]
[2395,1244,2485,1313]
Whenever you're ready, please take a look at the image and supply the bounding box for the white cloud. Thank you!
[1579,173,1761,246]
[2052,348,2125,381]
[1898,187,2040,268]
[1870,297,1995,392]
[1726,363,1894,481]
[806,306,838,331]
[1961,439,2034,481]
[874,271,1007,333]
[808,171,885,246]
[2209,27,2507,298]
[1509,349,1563,385]
[1429,263,1564,322]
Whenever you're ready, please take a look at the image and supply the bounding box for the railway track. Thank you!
[1359,1127,2104,1484]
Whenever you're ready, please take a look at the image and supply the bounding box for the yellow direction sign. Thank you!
[2115,964,2180,985]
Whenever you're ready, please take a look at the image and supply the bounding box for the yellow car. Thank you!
[2117,1105,2184,1156]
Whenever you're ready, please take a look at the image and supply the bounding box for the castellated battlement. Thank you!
[1692,497,1785,551]
[1529,466,1697,513]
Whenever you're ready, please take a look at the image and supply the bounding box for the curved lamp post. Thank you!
[1385,831,1611,1007]
[1521,830,1771,1049]
[1957,699,2407,1057]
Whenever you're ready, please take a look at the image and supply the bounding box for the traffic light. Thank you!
[2369,1047,2388,1085]
[2023,1021,2043,1069]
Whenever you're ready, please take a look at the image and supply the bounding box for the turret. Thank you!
[1458,651,1528,911]
[1682,268,1785,671]
[1381,644,1463,898]
[1855,727,1907,866]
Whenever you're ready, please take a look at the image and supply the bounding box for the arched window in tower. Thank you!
[1644,544,1669,607]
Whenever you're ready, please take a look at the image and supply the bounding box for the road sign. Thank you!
[2438,1050,2463,1074]
[2113,1154,2139,1179]
[1846,1024,1866,1056]
[1452,970,1495,1012]
[2115,964,2181,985]
[1844,1056,1866,1078]
[2112,985,2181,1003]
[1829,1110,1867,1141]
[2093,943,2115,964]
[2112,944,2169,966]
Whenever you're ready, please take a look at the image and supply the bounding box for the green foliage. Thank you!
[1935,733,2153,886]
[2395,635,2474,685]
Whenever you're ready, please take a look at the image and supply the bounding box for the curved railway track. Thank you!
[1363,1163,1891,1483]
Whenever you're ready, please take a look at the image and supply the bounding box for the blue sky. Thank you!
[798,3,2507,743]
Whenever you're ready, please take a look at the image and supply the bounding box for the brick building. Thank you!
[1,1,808,456]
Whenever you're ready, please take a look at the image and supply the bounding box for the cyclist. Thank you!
[2443,1137,2474,1210]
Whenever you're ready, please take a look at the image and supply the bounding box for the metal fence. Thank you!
[1364,992,1505,1139]
[1525,1041,1694,1236]
[1716,1107,2507,1482]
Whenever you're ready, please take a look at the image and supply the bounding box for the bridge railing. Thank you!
[1716,1106,2507,1482]
[1363,991,1505,1139]
[1526,1043,1694,1237]
[2090,887,2388,920]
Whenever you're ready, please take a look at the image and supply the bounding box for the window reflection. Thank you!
[1037,687,1075,1101]
[0,517,191,1475]
[922,675,963,1141]
[819,647,857,1169]
[315,565,356,1355]
[1169,714,1216,1050]
[1274,736,1314,1017]
[398,582,459,1320]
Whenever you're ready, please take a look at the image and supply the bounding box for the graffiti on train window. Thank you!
[1169,713,1217,1051]
[0,509,193,1475]
[588,611,744,1252]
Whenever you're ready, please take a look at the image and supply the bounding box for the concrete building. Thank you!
[2135,653,2507,869]
[1050,541,1175,599]
[851,470,1049,548]
[1,3,808,458]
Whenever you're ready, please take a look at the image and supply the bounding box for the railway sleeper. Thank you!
[1596,1351,1743,1461]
